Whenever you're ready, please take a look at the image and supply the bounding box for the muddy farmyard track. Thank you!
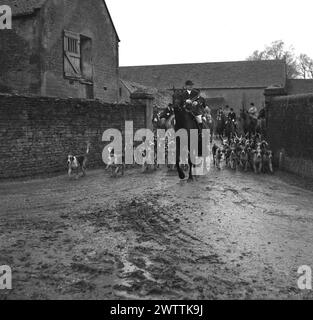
[1,167,313,300]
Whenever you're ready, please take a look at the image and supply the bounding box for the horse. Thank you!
[152,106,176,170]
[172,90,205,181]
[256,118,267,139]
[203,115,214,144]
[158,108,176,130]
[224,119,237,142]
[240,109,258,138]
[215,111,226,140]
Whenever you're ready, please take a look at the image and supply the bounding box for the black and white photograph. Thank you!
[1,0,313,305]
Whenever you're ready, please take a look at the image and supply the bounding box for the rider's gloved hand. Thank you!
[186,99,192,104]
[196,115,203,123]
[192,101,199,106]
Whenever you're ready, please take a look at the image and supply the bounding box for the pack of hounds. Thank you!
[67,133,273,178]
[212,133,274,174]
[66,136,189,179]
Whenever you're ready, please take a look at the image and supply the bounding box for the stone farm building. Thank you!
[0,0,120,102]
[120,60,288,114]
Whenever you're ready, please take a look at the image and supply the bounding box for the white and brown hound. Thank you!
[67,142,90,178]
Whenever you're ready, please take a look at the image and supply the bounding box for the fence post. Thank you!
[130,91,155,130]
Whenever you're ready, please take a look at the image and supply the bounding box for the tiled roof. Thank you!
[120,79,172,109]
[287,79,313,95]
[5,0,120,41]
[4,0,47,16]
[120,79,156,94]
[120,60,287,90]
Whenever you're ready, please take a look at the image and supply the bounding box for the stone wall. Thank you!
[0,94,146,179]
[266,92,313,178]
[0,12,41,95]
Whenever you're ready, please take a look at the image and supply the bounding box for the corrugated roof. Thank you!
[120,60,287,90]
[287,79,313,95]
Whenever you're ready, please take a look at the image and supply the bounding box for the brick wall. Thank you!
[0,94,146,179]
[267,93,313,178]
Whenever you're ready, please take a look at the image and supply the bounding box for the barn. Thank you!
[120,60,287,114]
[0,0,120,102]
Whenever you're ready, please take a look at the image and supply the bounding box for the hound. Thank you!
[239,146,249,172]
[67,142,90,178]
[141,139,157,172]
[212,144,223,170]
[262,150,274,174]
[106,147,125,177]
[252,144,263,174]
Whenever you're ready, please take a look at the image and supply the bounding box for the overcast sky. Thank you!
[106,0,313,67]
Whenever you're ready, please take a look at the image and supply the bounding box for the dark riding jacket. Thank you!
[181,89,204,116]
[228,111,237,122]
[182,89,200,101]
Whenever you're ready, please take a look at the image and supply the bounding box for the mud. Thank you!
[1,165,313,300]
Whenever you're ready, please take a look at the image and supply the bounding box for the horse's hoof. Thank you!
[179,172,185,180]
[187,177,194,182]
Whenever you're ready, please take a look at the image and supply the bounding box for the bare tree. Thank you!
[308,61,313,78]
[247,50,266,61]
[299,54,310,79]
[247,40,300,79]
[298,54,313,79]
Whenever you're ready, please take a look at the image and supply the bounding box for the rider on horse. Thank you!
[228,107,236,122]
[248,103,258,120]
[203,106,212,124]
[224,105,231,118]
[217,106,225,120]
[182,80,205,129]
[228,107,237,130]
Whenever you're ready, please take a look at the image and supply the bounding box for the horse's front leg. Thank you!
[176,143,185,180]
[187,153,193,181]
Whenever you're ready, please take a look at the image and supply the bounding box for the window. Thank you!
[63,31,93,83]
[80,35,93,81]
[64,30,81,79]
[66,37,79,54]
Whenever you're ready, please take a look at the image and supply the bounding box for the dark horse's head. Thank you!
[172,89,184,110]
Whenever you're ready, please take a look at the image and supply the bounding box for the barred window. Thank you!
[66,37,79,54]
[63,30,81,78]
